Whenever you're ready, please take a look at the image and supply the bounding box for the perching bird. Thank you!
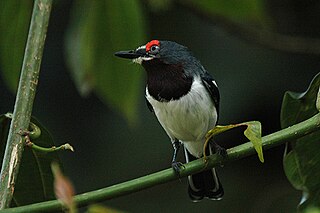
[115,40,224,201]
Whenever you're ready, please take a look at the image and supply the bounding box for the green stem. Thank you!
[0,0,52,209]
[1,113,320,213]
[27,142,74,153]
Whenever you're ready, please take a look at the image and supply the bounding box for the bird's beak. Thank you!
[114,47,146,59]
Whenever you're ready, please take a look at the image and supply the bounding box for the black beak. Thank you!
[114,48,146,59]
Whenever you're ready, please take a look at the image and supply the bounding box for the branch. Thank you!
[175,0,320,55]
[0,0,52,209]
[1,113,319,213]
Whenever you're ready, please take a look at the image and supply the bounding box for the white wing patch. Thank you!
[212,80,218,88]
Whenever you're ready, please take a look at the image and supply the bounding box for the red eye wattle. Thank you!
[146,40,160,52]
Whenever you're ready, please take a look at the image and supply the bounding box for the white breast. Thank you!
[146,77,218,157]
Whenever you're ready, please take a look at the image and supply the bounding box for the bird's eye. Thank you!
[149,45,160,54]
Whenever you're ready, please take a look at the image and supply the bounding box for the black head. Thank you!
[115,40,197,66]
[115,40,209,101]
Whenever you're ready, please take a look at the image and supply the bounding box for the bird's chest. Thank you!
[143,59,193,102]
[146,80,217,142]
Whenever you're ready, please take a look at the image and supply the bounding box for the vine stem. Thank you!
[0,0,52,209]
[1,113,319,213]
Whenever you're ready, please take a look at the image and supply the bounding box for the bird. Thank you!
[114,40,224,201]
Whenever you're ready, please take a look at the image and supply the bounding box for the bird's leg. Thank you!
[209,139,227,157]
[171,139,184,174]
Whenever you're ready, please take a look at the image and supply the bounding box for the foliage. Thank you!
[0,0,32,91]
[65,0,145,123]
[181,0,267,24]
[281,73,320,212]
[205,121,264,162]
[0,0,145,123]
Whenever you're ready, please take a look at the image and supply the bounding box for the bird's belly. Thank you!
[146,84,218,144]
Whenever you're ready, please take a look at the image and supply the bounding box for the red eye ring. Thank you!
[146,40,160,52]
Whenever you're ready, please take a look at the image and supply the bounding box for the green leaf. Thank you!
[206,124,237,136]
[182,0,267,24]
[243,121,264,163]
[281,74,320,129]
[303,206,320,213]
[280,72,320,211]
[0,114,61,207]
[146,0,173,12]
[205,121,264,162]
[88,204,125,213]
[65,0,145,123]
[0,0,33,92]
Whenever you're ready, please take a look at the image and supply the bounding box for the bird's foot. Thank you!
[210,141,227,157]
[172,161,185,176]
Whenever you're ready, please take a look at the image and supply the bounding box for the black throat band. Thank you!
[143,59,193,102]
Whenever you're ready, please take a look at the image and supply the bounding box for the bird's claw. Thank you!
[216,146,227,157]
[172,161,185,175]
[210,141,227,158]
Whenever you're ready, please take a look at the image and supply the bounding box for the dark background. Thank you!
[1,1,320,212]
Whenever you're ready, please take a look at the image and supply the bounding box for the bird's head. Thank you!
[114,40,212,102]
[114,40,195,65]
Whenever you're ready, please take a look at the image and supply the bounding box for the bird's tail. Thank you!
[184,143,224,202]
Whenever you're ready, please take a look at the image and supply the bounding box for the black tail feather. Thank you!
[184,144,224,202]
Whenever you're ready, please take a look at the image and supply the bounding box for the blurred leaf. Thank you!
[52,162,76,212]
[87,204,125,213]
[147,0,173,11]
[0,0,32,92]
[181,0,267,25]
[0,114,62,207]
[303,206,320,213]
[206,121,264,162]
[280,72,320,211]
[65,0,145,123]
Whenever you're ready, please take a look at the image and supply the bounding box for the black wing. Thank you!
[201,73,220,115]
[145,98,154,112]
